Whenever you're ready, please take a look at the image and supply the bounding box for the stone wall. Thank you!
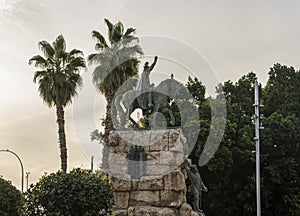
[107,129,186,176]
[107,129,201,216]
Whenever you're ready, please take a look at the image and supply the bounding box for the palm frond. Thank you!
[53,35,67,61]
[89,20,143,96]
[104,18,113,31]
[53,35,66,53]
[93,64,110,86]
[30,34,86,107]
[92,30,108,48]
[29,55,48,68]
[95,43,105,51]
[88,52,110,65]
[69,49,83,57]
[67,57,86,72]
[124,28,136,37]
[115,21,124,36]
[33,70,49,83]
[38,41,55,59]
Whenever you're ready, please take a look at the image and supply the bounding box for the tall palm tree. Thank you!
[29,35,86,172]
[88,19,143,137]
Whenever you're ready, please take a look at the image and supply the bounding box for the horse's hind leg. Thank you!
[120,112,126,128]
[126,106,138,127]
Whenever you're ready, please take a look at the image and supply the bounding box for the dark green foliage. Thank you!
[186,65,299,215]
[23,168,113,216]
[0,177,23,216]
[260,63,300,215]
[263,64,300,117]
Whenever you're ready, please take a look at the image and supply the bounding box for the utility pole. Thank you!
[254,80,263,216]
[91,156,94,172]
[0,149,24,192]
[25,172,30,190]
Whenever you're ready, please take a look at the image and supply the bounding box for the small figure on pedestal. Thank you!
[184,159,208,215]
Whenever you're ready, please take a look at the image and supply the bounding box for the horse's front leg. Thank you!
[163,107,175,126]
[149,102,162,128]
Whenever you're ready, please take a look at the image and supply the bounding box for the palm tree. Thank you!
[29,35,86,172]
[88,19,143,137]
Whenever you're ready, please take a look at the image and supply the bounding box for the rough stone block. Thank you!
[128,206,176,216]
[113,192,129,209]
[132,130,151,147]
[111,176,131,192]
[118,130,134,146]
[163,170,186,191]
[159,151,176,167]
[149,130,169,151]
[160,190,184,208]
[109,131,120,147]
[111,139,131,153]
[107,152,128,174]
[146,164,173,176]
[179,203,193,216]
[168,129,181,146]
[129,191,160,205]
[137,175,164,191]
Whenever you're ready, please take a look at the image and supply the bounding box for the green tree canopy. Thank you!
[0,176,23,216]
[23,168,113,216]
[186,66,299,215]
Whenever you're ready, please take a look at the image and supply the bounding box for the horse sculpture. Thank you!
[114,78,180,128]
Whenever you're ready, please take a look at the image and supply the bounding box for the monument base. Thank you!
[112,204,203,216]
[107,129,205,216]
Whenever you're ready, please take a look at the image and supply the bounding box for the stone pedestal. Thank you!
[106,129,201,216]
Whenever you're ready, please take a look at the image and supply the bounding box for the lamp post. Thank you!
[254,81,263,216]
[0,149,24,192]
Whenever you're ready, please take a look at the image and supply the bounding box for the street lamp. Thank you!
[0,149,24,192]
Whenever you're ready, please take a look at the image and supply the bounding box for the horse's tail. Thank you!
[114,94,126,127]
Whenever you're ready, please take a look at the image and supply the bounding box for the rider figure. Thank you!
[137,56,158,107]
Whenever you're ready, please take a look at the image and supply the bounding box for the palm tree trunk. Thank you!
[102,93,114,169]
[56,105,67,172]
[105,93,115,137]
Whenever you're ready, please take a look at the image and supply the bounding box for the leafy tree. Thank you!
[261,112,300,215]
[198,72,258,215]
[260,63,300,215]
[194,66,299,215]
[88,19,143,168]
[29,35,86,172]
[23,168,113,216]
[0,177,23,216]
[263,63,300,117]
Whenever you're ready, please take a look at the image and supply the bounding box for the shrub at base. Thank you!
[23,168,113,215]
[0,176,23,216]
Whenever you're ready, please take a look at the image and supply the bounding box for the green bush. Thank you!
[0,176,23,216]
[23,168,113,215]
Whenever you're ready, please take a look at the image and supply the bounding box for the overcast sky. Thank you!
[1,0,300,190]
